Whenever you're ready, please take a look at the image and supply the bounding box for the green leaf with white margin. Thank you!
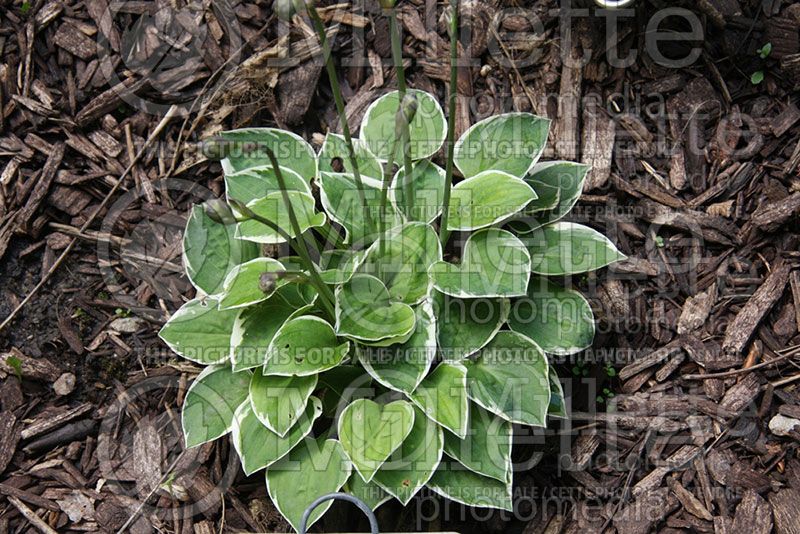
[263,315,350,376]
[338,399,415,483]
[360,89,446,161]
[373,406,443,505]
[359,299,436,394]
[548,368,567,419]
[266,438,351,532]
[524,161,589,228]
[232,396,322,475]
[318,171,401,246]
[250,371,317,436]
[390,159,446,224]
[218,128,317,181]
[225,165,310,208]
[427,458,513,511]
[230,292,296,372]
[433,291,509,361]
[218,258,286,310]
[443,403,511,483]
[183,205,259,296]
[446,170,537,231]
[429,228,531,298]
[507,277,595,355]
[318,249,365,285]
[318,366,372,417]
[524,222,626,275]
[159,296,238,365]
[318,133,383,180]
[236,191,326,244]
[463,331,550,426]
[410,363,469,438]
[359,222,441,304]
[181,365,251,448]
[335,274,416,345]
[345,474,392,511]
[454,112,550,179]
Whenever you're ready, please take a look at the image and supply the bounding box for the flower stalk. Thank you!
[438,0,459,246]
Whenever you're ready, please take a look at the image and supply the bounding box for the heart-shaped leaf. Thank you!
[345,474,392,511]
[230,294,296,372]
[359,222,441,305]
[266,438,351,532]
[360,89,446,161]
[218,128,317,181]
[443,403,511,482]
[548,368,567,419]
[390,160,446,223]
[218,258,286,310]
[427,458,513,511]
[318,171,401,246]
[335,274,416,345]
[433,291,509,361]
[373,406,443,505]
[446,170,537,231]
[524,222,626,275]
[181,365,251,448]
[524,161,589,227]
[430,228,531,298]
[508,277,595,355]
[263,315,350,376]
[463,331,550,426]
[318,133,383,180]
[318,249,365,285]
[225,165,311,207]
[232,396,322,475]
[250,371,318,436]
[359,299,436,394]
[236,191,326,244]
[410,363,469,438]
[183,205,259,296]
[338,399,415,482]
[159,296,238,365]
[454,112,550,179]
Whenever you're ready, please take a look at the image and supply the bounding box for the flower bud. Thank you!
[378,0,396,8]
[394,94,418,139]
[260,272,280,294]
[275,0,296,21]
[198,137,231,160]
[204,199,238,225]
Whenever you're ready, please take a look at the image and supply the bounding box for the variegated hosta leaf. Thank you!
[338,399,415,483]
[236,191,326,244]
[345,474,392,511]
[318,171,401,246]
[429,228,531,298]
[433,291,509,361]
[373,406,443,505]
[427,458,513,511]
[318,249,365,285]
[232,396,321,475]
[463,331,550,426]
[507,277,595,355]
[181,365,251,448]
[335,274,416,345]
[390,160,446,223]
[359,222,441,305]
[218,258,286,310]
[183,204,259,296]
[318,133,383,180]
[524,222,626,275]
[230,294,296,372]
[225,165,310,207]
[263,315,350,376]
[523,161,589,228]
[249,371,317,436]
[359,300,436,395]
[454,112,550,179]
[548,368,567,419]
[360,89,447,161]
[159,296,238,365]
[410,363,469,438]
[318,366,372,417]
[443,403,512,483]
[446,170,537,231]
[217,128,317,181]
[266,438,351,532]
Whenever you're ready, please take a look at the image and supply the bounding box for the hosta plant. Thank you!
[160,90,624,530]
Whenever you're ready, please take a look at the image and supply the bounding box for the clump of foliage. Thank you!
[159,2,623,531]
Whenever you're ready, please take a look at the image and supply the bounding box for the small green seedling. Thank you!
[758,42,772,59]
[6,355,22,381]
